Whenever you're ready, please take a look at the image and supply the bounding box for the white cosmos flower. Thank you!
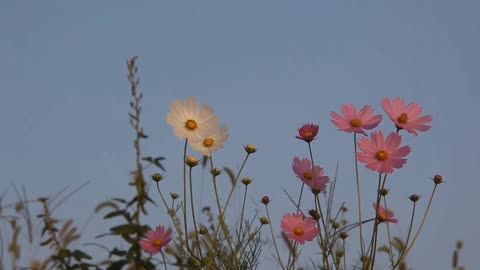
[167,97,219,143]
[190,125,229,156]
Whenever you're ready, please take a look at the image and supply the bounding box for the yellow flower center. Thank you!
[203,137,214,147]
[294,227,304,236]
[376,150,389,161]
[349,118,362,128]
[185,119,198,130]
[397,113,408,124]
[303,172,312,180]
[378,213,387,222]
[304,131,313,138]
[152,239,163,248]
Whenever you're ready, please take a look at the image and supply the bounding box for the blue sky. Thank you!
[1,1,479,269]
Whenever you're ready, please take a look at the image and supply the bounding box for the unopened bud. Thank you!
[308,209,320,220]
[433,174,443,184]
[339,232,349,240]
[210,167,221,176]
[199,227,208,235]
[409,194,420,202]
[456,240,464,250]
[186,156,199,167]
[332,222,340,229]
[152,173,164,182]
[261,196,271,205]
[241,177,252,185]
[379,188,389,196]
[260,217,269,225]
[336,250,344,258]
[244,144,257,154]
[170,193,179,200]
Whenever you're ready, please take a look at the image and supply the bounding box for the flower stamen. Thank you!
[375,150,389,161]
[203,137,214,147]
[294,227,304,236]
[303,172,313,180]
[349,118,362,128]
[397,113,408,124]
[185,119,198,130]
[152,239,163,248]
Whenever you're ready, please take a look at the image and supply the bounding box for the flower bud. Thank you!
[308,209,320,220]
[170,193,179,200]
[379,188,389,196]
[244,144,257,154]
[199,227,208,235]
[332,222,340,229]
[151,173,164,182]
[260,217,270,225]
[186,156,199,167]
[241,177,253,185]
[339,232,349,240]
[261,196,271,205]
[210,167,221,176]
[409,194,420,202]
[433,174,443,184]
[336,250,344,258]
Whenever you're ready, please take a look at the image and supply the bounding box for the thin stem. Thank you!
[265,205,286,270]
[354,133,366,255]
[182,139,190,253]
[160,250,167,270]
[223,153,250,211]
[189,167,203,258]
[402,184,438,258]
[239,185,249,234]
[393,201,416,269]
[342,239,347,270]
[382,196,394,265]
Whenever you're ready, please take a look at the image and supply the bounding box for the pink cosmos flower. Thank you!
[281,213,320,244]
[330,104,382,136]
[356,131,411,174]
[296,123,319,142]
[139,225,173,255]
[381,97,432,136]
[373,203,398,223]
[292,157,330,191]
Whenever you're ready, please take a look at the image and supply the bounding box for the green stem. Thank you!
[182,139,191,253]
[265,205,286,270]
[189,167,203,259]
[354,133,366,255]
[393,201,416,269]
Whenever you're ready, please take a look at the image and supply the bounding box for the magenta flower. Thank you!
[330,104,382,136]
[139,225,173,255]
[292,157,330,191]
[281,213,320,244]
[381,97,432,135]
[296,123,319,142]
[373,203,398,223]
[356,131,411,174]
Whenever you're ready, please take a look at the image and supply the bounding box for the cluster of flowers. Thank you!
[139,96,433,255]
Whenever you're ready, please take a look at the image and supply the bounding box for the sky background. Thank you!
[1,1,479,269]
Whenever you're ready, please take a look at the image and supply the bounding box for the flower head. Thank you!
[139,225,173,255]
[373,203,398,223]
[167,97,220,143]
[381,97,432,135]
[356,131,411,174]
[190,125,229,156]
[281,213,320,244]
[292,157,330,191]
[330,104,382,136]
[296,124,319,142]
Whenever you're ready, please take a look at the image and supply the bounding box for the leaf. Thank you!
[106,260,129,270]
[57,248,71,258]
[110,224,137,235]
[223,167,236,186]
[109,248,127,257]
[72,249,92,261]
[40,237,53,246]
[103,210,125,219]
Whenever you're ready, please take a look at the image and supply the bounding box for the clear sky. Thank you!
[1,1,479,269]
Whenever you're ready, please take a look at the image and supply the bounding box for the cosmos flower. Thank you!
[296,124,319,142]
[356,131,411,174]
[281,213,320,244]
[381,97,432,136]
[330,104,382,136]
[292,157,330,191]
[373,203,398,223]
[139,225,173,255]
[190,125,229,156]
[167,97,220,143]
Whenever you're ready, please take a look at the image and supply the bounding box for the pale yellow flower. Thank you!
[190,125,229,156]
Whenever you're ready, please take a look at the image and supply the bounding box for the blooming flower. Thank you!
[139,225,173,255]
[381,97,432,135]
[330,104,382,136]
[373,203,398,223]
[356,131,411,174]
[190,125,229,156]
[167,97,220,143]
[292,157,330,191]
[296,123,319,142]
[281,213,320,244]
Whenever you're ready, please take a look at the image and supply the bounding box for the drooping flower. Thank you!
[330,104,382,136]
[167,97,220,143]
[296,123,319,142]
[381,97,432,135]
[281,213,320,244]
[139,225,173,255]
[373,203,398,223]
[190,125,229,156]
[356,131,411,174]
[292,157,330,191]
